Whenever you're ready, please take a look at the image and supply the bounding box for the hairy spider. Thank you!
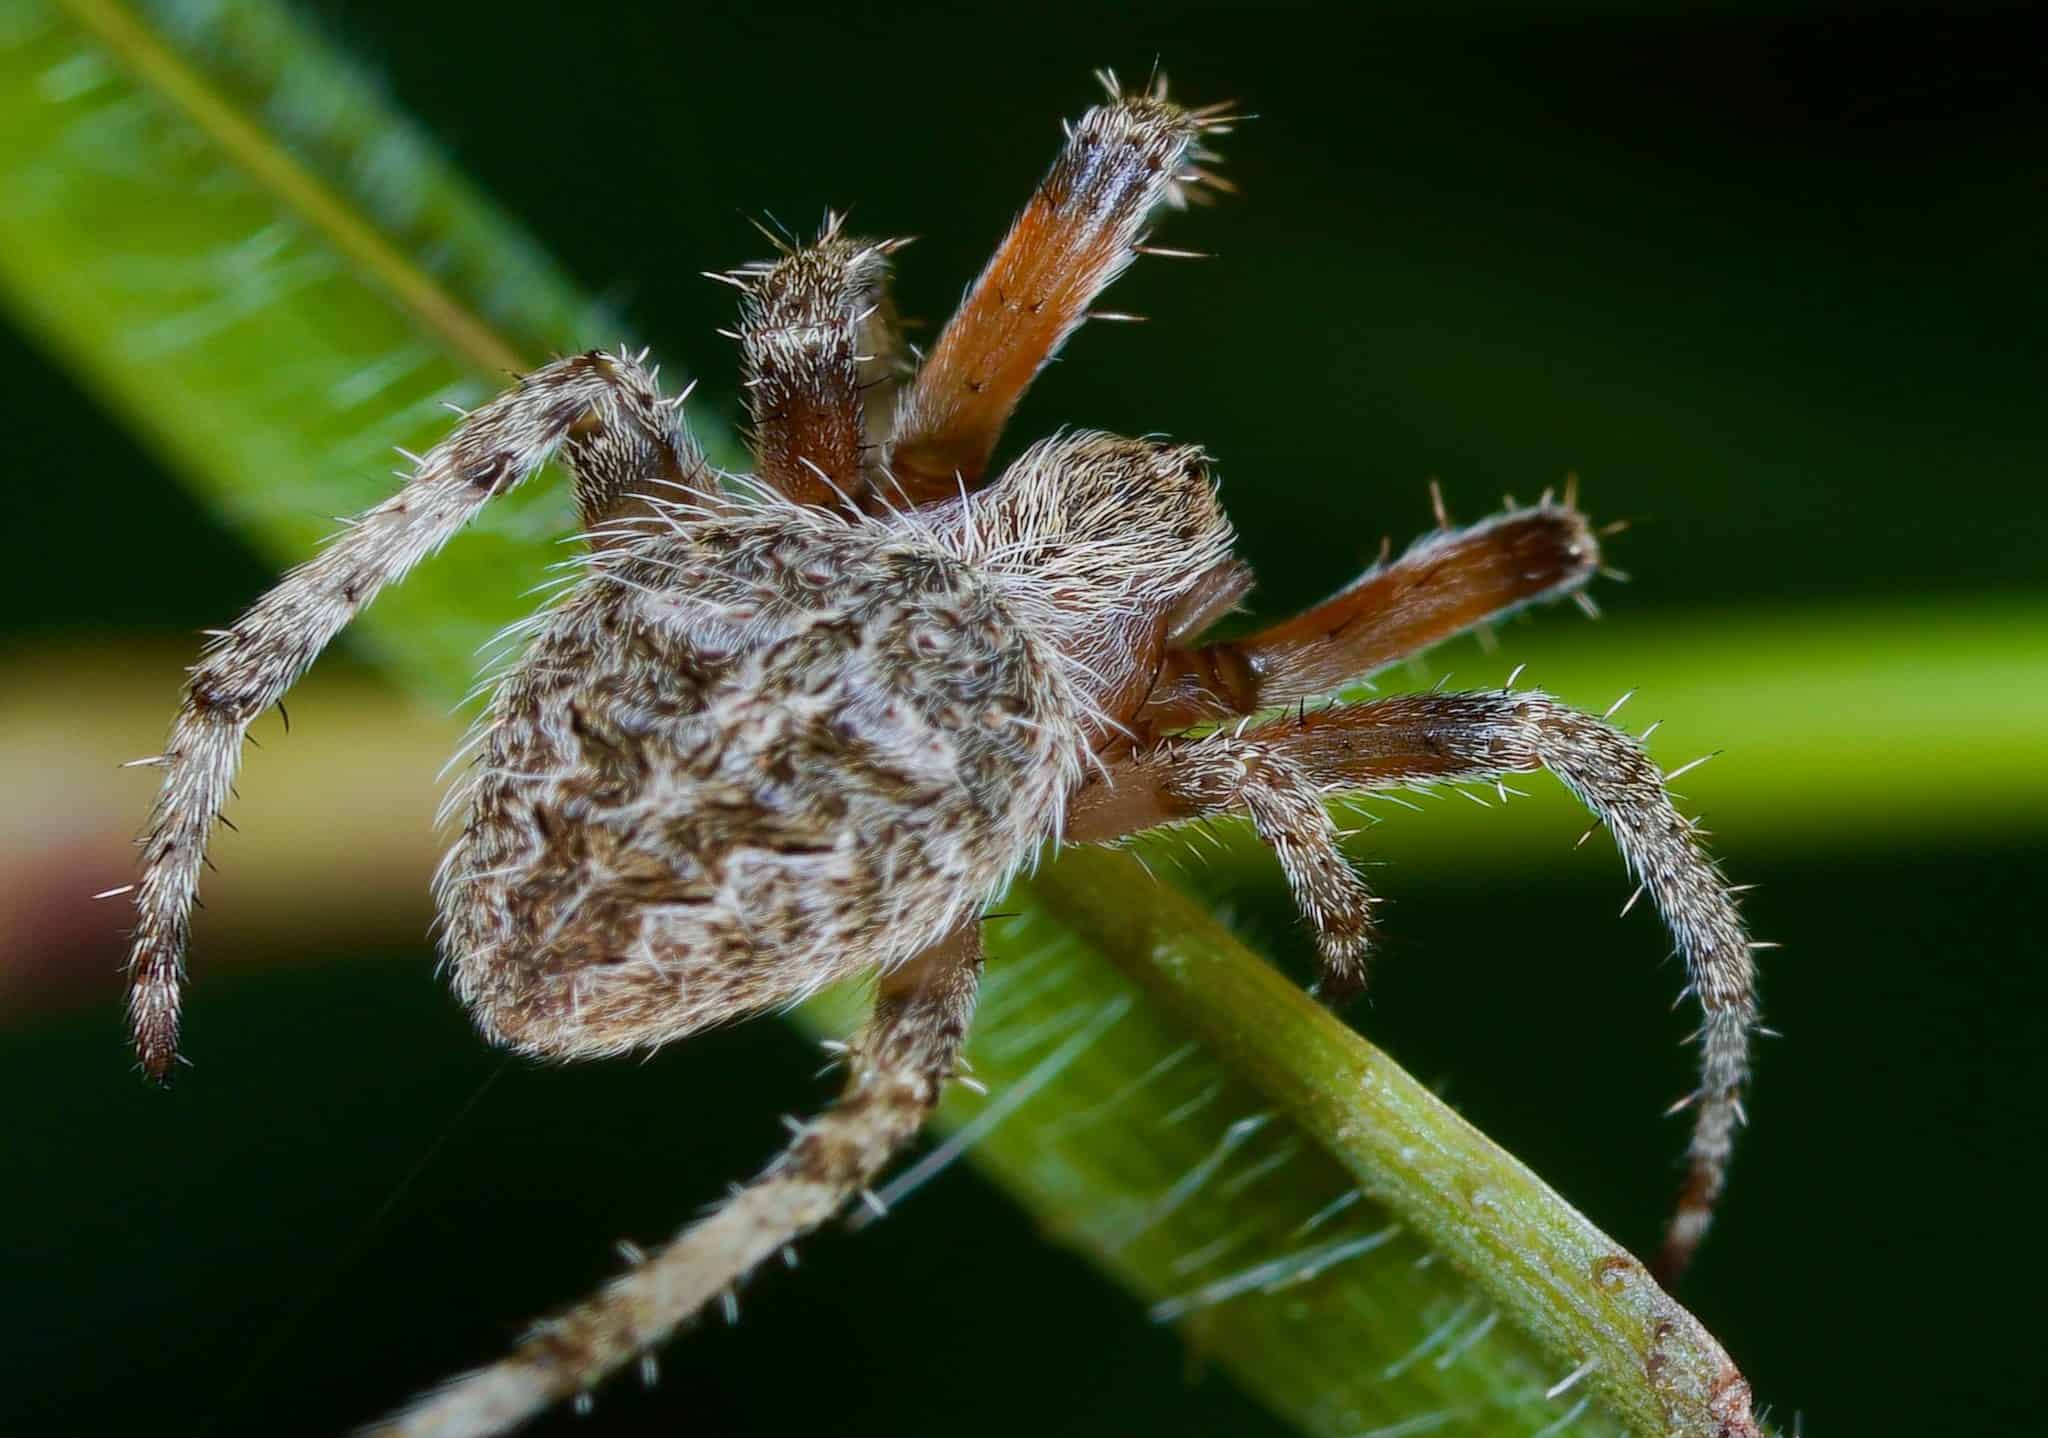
[120,71,1760,1438]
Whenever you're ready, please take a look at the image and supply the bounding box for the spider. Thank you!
[119,72,1760,1438]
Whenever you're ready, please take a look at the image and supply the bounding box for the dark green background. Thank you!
[7,4,2044,1436]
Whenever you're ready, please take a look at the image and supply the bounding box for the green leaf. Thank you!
[0,3,1831,1434]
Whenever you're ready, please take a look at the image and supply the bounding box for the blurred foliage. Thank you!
[3,2,2044,1437]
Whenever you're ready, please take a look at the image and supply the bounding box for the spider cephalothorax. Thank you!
[120,71,1760,1438]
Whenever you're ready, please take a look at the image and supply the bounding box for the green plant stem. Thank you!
[58,0,523,372]
[1030,851,1753,1437]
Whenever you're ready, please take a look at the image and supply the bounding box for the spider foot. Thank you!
[1307,969,1369,1011]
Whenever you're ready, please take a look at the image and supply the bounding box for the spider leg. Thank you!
[886,74,1231,504]
[725,216,911,510]
[1142,499,1600,728]
[850,243,915,480]
[1069,737,1378,1001]
[122,350,708,1081]
[1072,691,1758,1278]
[560,353,720,540]
[371,923,984,1438]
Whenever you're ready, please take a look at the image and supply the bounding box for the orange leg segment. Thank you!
[1141,501,1601,728]
[887,80,1231,504]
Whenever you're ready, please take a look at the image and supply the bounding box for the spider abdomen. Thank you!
[441,509,1082,1059]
